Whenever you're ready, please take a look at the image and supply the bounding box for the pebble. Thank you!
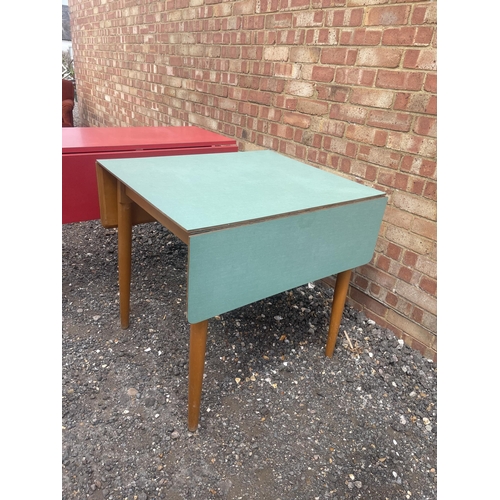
[62,220,437,500]
[127,388,139,398]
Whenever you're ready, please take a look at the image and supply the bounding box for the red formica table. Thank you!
[62,126,238,224]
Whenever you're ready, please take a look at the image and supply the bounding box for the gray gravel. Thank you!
[62,219,437,499]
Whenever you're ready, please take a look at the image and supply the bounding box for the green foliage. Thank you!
[62,49,74,80]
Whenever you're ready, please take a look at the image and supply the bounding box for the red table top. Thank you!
[62,126,236,154]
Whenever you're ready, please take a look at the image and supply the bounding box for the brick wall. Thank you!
[69,0,437,361]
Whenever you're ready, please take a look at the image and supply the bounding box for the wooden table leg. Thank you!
[188,320,209,432]
[118,182,132,329]
[325,269,352,357]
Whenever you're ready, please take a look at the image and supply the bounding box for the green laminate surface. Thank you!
[187,196,387,323]
[97,150,385,232]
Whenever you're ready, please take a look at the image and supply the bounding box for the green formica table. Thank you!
[96,150,387,431]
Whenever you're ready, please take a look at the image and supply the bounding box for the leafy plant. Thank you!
[62,49,75,80]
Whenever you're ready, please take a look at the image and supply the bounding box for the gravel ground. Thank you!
[62,219,437,500]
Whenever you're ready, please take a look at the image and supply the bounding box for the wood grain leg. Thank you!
[188,320,209,432]
[325,269,352,357]
[118,182,132,329]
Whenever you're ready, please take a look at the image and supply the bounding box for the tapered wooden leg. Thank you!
[188,320,209,432]
[325,269,352,357]
[117,182,132,329]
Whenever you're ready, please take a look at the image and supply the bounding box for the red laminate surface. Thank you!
[63,126,236,154]
[62,127,238,224]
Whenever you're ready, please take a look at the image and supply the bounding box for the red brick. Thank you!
[346,124,387,146]
[350,88,393,108]
[270,123,294,140]
[242,15,265,30]
[369,283,381,297]
[412,4,437,25]
[420,276,437,296]
[348,159,377,181]
[293,10,324,27]
[387,131,436,157]
[314,118,345,137]
[283,111,311,128]
[367,110,412,132]
[305,28,338,45]
[242,46,263,60]
[411,307,424,324]
[221,46,241,59]
[423,181,437,201]
[260,107,282,121]
[330,103,367,124]
[427,95,437,114]
[383,206,412,230]
[357,145,401,169]
[325,137,357,158]
[354,274,369,290]
[321,47,357,65]
[293,128,304,143]
[394,92,436,114]
[326,8,363,27]
[286,80,314,97]
[233,0,255,16]
[252,61,279,76]
[331,155,352,174]
[424,74,437,93]
[295,143,307,159]
[256,133,279,149]
[385,291,398,308]
[266,12,292,28]
[379,171,409,190]
[408,177,425,196]
[357,47,403,68]
[281,0,310,9]
[238,101,259,116]
[366,5,411,26]
[304,132,323,148]
[386,242,403,261]
[335,67,376,86]
[392,191,436,222]
[382,27,434,46]
[339,28,382,46]
[278,29,306,45]
[414,116,437,137]
[311,66,335,82]
[397,265,414,284]
[376,70,425,91]
[296,98,329,115]
[275,95,298,110]
[310,150,329,166]
[257,0,281,13]
[264,46,289,61]
[316,85,350,102]
[403,49,437,71]
[248,89,272,105]
[376,254,391,272]
[312,0,346,7]
[274,63,300,78]
[260,78,285,93]
[351,286,391,318]
[364,163,377,182]
[411,217,436,241]
[290,46,320,63]
[239,75,260,90]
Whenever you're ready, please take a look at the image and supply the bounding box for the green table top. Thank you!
[97,150,385,233]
